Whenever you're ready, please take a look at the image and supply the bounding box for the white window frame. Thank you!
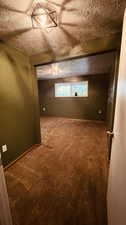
[55,81,88,97]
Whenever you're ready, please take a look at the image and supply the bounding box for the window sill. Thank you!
[54,96,88,98]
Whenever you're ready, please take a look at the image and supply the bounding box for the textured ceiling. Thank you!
[36,51,116,79]
[0,0,126,64]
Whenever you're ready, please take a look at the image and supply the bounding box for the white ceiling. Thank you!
[0,0,126,64]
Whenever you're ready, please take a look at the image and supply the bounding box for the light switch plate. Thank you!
[2,145,7,153]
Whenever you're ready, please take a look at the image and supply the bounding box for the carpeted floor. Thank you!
[5,117,108,225]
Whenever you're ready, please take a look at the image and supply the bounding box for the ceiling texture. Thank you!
[0,0,126,64]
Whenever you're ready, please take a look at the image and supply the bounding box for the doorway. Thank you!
[4,51,119,225]
[35,51,118,225]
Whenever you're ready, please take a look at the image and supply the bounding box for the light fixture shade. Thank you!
[31,8,57,29]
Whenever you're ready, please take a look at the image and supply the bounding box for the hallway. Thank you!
[5,117,108,225]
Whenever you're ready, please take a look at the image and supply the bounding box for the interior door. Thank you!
[0,155,13,225]
[107,9,126,225]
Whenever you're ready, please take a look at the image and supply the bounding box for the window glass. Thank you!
[55,83,71,97]
[71,82,88,96]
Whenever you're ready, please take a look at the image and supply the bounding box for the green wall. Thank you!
[0,43,41,166]
[38,74,109,121]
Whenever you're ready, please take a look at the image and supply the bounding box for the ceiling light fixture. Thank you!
[31,3,57,29]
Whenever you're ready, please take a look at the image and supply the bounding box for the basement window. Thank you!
[55,81,88,97]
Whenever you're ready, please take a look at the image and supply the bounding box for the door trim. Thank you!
[0,158,13,225]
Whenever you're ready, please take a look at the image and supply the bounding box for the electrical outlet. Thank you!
[2,144,7,153]
[98,109,102,115]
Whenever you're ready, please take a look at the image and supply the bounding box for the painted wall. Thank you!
[38,74,109,121]
[0,42,41,166]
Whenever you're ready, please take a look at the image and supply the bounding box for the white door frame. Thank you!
[107,8,126,225]
[0,156,13,225]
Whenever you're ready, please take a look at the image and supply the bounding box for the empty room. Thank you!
[0,1,126,225]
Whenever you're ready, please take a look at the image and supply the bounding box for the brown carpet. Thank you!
[5,117,108,225]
